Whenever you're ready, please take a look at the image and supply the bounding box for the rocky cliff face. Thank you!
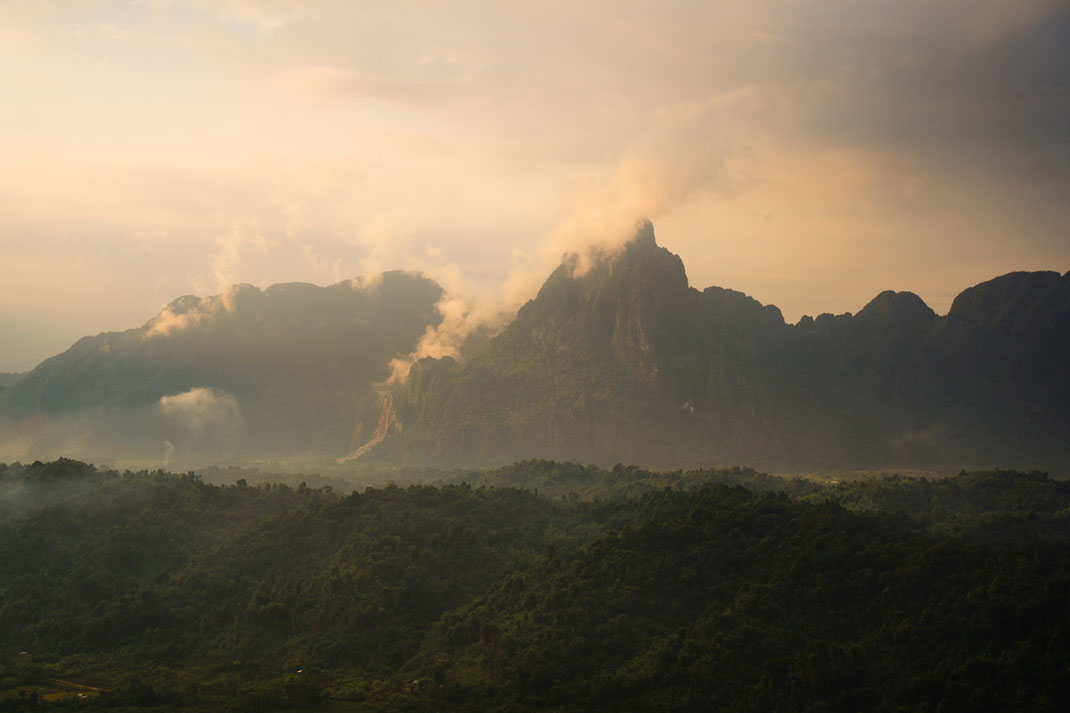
[367,225,1070,472]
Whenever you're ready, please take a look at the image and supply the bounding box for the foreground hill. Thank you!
[0,272,442,465]
[1,459,1068,712]
[368,222,1070,471]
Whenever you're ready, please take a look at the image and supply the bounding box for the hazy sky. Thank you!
[2,0,1068,371]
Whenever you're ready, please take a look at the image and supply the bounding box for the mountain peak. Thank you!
[948,270,1067,327]
[856,290,936,325]
[629,218,657,249]
[521,220,689,321]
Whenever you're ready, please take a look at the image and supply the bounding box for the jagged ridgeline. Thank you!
[2,222,1069,471]
[0,272,443,465]
[367,222,1070,471]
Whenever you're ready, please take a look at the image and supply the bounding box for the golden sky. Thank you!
[2,0,1068,370]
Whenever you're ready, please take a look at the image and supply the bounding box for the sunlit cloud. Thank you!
[159,386,243,438]
[144,300,214,339]
[0,0,1067,369]
[197,223,275,305]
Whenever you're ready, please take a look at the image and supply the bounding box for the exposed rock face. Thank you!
[368,226,1070,472]
[2,223,1067,472]
[338,391,401,463]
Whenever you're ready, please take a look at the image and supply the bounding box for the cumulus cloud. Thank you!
[158,387,243,439]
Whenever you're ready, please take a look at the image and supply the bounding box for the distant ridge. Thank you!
[1,224,1067,472]
[363,224,1070,471]
[0,272,443,464]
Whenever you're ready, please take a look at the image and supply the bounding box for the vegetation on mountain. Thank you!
[1,223,1068,472]
[372,224,1070,472]
[2,459,1068,712]
[0,373,23,390]
[0,273,443,465]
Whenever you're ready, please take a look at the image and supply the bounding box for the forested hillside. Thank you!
[0,273,443,465]
[2,459,1068,712]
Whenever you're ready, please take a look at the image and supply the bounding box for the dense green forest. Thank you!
[2,459,1069,711]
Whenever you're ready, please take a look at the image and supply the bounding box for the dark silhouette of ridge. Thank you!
[370,225,1070,471]
[2,224,1067,472]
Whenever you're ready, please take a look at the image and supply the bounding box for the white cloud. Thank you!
[502,90,755,304]
[143,300,214,338]
[198,223,273,298]
[159,387,243,438]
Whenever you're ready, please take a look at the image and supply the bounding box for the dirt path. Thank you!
[47,678,108,692]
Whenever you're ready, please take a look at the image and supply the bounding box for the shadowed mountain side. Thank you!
[364,224,1070,471]
[1,224,1066,471]
[0,373,23,389]
[0,272,444,464]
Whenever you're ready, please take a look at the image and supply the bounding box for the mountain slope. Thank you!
[0,272,443,464]
[366,224,1070,471]
[2,223,1067,471]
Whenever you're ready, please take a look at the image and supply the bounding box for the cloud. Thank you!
[162,439,176,465]
[169,0,309,34]
[385,292,509,384]
[274,65,454,105]
[200,223,274,306]
[159,387,243,438]
[503,90,753,304]
[143,300,214,338]
[2,0,1069,372]
[143,223,275,338]
[935,0,1065,49]
[385,244,512,384]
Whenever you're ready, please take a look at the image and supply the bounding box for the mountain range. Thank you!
[2,222,1068,472]
[0,271,442,465]
[364,222,1070,471]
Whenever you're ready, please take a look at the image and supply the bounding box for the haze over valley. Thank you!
[2,222,1068,475]
[2,3,1070,712]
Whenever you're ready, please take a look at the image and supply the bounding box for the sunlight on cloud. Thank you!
[0,0,1067,371]
[199,223,275,306]
[385,244,513,385]
[504,89,758,304]
[144,301,214,338]
[159,386,243,438]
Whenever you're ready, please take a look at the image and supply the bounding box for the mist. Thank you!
[3,1,1068,372]
[2,4,1069,709]
[159,387,244,456]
